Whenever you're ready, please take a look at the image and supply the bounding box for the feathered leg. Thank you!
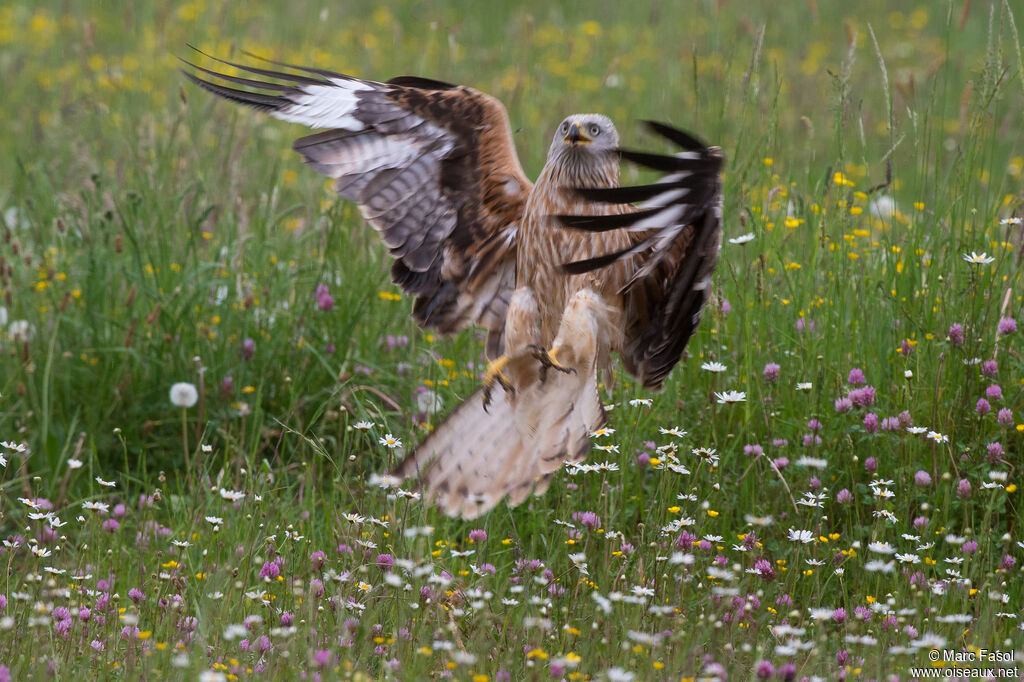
[390,288,610,518]
[547,288,612,377]
[483,287,543,407]
[506,288,610,504]
[392,287,549,518]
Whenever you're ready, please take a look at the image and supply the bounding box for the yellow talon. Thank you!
[546,346,570,372]
[483,355,511,383]
[528,344,576,380]
[482,355,514,409]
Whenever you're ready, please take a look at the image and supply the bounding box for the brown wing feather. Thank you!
[183,51,531,354]
[558,122,724,389]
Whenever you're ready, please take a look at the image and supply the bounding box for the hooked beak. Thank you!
[564,122,591,145]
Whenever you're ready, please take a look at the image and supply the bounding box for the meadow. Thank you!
[2,0,1024,679]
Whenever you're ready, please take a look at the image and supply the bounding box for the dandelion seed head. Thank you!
[169,382,199,408]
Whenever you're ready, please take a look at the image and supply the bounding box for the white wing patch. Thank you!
[273,80,374,131]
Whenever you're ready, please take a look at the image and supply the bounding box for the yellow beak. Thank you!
[564,122,591,145]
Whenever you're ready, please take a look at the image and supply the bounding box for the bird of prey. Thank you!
[184,52,723,519]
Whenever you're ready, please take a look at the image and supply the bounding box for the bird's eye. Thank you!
[561,121,569,132]
[589,124,601,136]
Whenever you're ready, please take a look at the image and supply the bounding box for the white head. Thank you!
[547,113,619,160]
[545,114,620,186]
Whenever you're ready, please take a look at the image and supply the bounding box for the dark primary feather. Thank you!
[386,75,458,90]
[569,167,716,206]
[640,120,708,150]
[556,206,664,232]
[182,69,290,110]
[557,122,724,389]
[183,51,531,354]
[614,150,710,173]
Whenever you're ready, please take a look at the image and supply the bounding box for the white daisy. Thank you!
[867,541,895,554]
[864,557,897,569]
[796,492,826,507]
[873,509,898,523]
[787,528,815,544]
[8,320,34,343]
[691,447,719,466]
[961,251,995,264]
[743,514,775,527]
[378,434,402,449]
[219,488,245,502]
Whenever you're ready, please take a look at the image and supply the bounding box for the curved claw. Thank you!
[528,344,576,383]
[482,355,515,411]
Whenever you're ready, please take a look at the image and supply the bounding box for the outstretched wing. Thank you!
[183,51,532,356]
[558,122,724,389]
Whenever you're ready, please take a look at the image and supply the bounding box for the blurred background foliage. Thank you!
[1,0,1022,481]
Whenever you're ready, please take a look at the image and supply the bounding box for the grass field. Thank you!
[2,0,1024,679]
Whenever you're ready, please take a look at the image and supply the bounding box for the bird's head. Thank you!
[548,114,618,160]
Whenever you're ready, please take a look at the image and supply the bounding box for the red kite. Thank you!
[185,53,723,518]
